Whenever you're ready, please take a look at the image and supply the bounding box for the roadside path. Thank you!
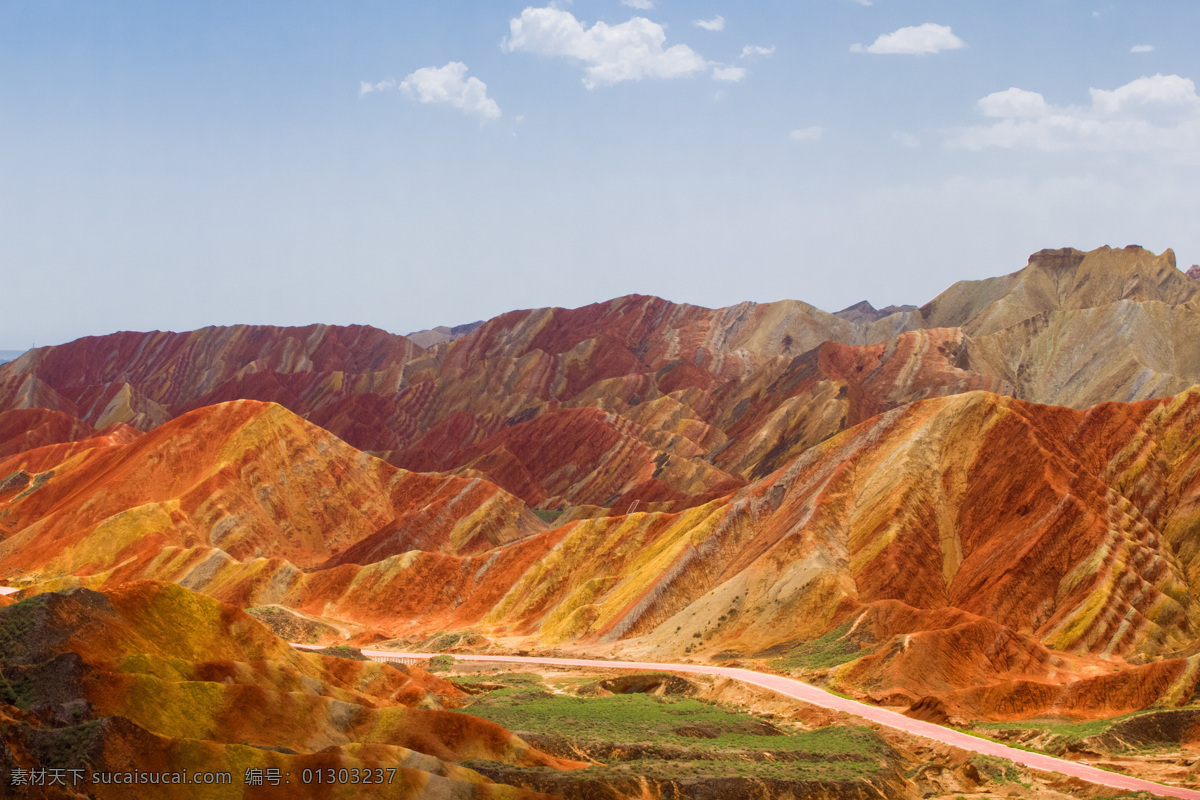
[292,645,1200,800]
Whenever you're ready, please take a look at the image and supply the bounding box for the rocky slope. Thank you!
[3,246,1200,518]
[2,390,1198,723]
[0,580,571,799]
[0,400,542,580]
[0,244,1198,729]
[0,409,119,461]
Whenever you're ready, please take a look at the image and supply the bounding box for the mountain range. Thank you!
[1,244,1199,725]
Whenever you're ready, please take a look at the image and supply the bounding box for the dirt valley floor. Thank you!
[403,655,1199,800]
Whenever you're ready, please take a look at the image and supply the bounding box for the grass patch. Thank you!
[548,757,877,782]
[0,668,33,708]
[0,593,50,664]
[466,754,882,783]
[427,654,456,672]
[454,672,544,687]
[26,720,103,770]
[0,471,31,493]
[414,629,493,655]
[14,470,54,501]
[465,675,886,759]
[454,672,551,701]
[772,622,873,672]
[459,671,902,785]
[316,645,368,661]
[969,755,1024,785]
[971,710,1153,743]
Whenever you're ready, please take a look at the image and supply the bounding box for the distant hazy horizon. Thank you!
[4,240,1199,352]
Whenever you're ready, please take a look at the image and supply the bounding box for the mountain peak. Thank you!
[405,320,483,348]
[834,300,919,324]
[1026,247,1087,271]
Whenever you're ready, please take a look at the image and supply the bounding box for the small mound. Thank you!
[905,696,953,725]
[1092,710,1200,750]
[671,719,784,738]
[673,724,720,739]
[597,673,696,696]
[245,603,343,644]
[316,644,369,661]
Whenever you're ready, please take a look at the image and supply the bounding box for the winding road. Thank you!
[295,645,1200,800]
[1,588,1192,798]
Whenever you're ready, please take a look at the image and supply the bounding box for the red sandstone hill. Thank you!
[3,246,1199,520]
[0,408,103,460]
[0,580,571,799]
[1,244,1199,726]
[0,400,542,578]
[2,392,1198,723]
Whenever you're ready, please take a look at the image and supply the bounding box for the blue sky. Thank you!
[2,1,1198,348]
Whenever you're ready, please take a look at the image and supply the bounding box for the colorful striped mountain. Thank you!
[1,244,1198,724]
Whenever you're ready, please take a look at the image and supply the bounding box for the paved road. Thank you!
[293,645,1200,800]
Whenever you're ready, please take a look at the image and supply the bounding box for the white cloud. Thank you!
[504,6,709,89]
[790,126,824,142]
[359,79,396,97]
[740,45,775,58]
[1131,44,1155,54]
[845,0,873,5]
[621,0,654,8]
[694,15,725,32]
[712,66,746,82]
[851,23,966,55]
[978,88,1050,118]
[398,62,501,121]
[1089,74,1199,116]
[949,74,1200,162]
[893,131,920,148]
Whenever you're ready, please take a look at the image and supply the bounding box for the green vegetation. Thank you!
[26,720,103,770]
[0,669,28,708]
[14,470,54,501]
[454,672,543,687]
[428,654,456,672]
[455,672,552,702]
[316,645,368,661]
[422,631,465,651]
[0,470,30,493]
[772,622,874,672]
[971,709,1154,745]
[473,756,881,783]
[460,670,890,782]
[968,755,1024,785]
[0,594,47,664]
[532,509,564,525]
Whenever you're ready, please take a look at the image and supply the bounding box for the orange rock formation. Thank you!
[0,581,570,799]
[1,244,1198,725]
